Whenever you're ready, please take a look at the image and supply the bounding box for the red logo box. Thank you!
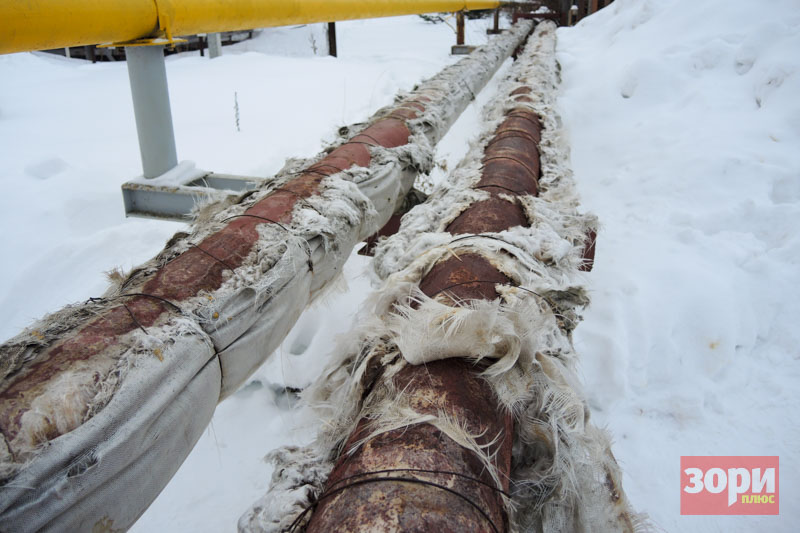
[681,456,779,515]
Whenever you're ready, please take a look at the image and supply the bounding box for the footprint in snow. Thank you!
[25,157,68,180]
[286,310,322,356]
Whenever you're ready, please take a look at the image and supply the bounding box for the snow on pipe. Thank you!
[0,0,500,55]
[240,22,643,533]
[0,23,532,532]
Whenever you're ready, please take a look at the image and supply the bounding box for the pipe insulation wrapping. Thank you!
[241,21,647,533]
[0,23,532,532]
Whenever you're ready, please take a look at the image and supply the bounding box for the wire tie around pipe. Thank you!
[267,187,322,215]
[485,128,540,145]
[350,133,383,146]
[220,214,317,273]
[448,233,520,248]
[121,302,148,335]
[347,141,382,150]
[286,168,335,180]
[89,294,183,314]
[383,113,413,122]
[481,155,540,180]
[289,476,501,533]
[426,279,544,302]
[305,163,354,176]
[504,110,542,129]
[190,244,238,273]
[325,467,511,497]
[121,293,184,313]
[220,214,289,232]
[474,184,527,195]
[87,293,185,333]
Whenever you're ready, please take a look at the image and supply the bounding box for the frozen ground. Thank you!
[0,3,798,531]
[559,0,800,531]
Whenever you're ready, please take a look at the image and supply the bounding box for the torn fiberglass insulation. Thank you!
[240,22,646,533]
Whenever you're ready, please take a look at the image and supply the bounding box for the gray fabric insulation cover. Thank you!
[0,331,219,532]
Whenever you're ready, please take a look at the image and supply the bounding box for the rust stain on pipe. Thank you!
[0,106,414,449]
[420,252,512,301]
[447,197,530,235]
[307,360,513,533]
[478,109,542,197]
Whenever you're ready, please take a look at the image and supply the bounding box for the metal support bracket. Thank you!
[100,37,186,178]
[102,37,250,220]
[451,44,476,55]
[451,11,475,55]
[121,163,266,220]
[124,44,180,179]
[207,33,222,58]
[486,8,503,34]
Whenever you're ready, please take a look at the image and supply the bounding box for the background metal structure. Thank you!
[125,45,179,179]
[1,0,506,219]
[0,0,501,55]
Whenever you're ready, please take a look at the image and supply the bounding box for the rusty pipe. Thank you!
[305,77,546,533]
[0,116,413,451]
[307,357,514,532]
[291,22,621,533]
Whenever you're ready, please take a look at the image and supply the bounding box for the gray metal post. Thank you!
[208,33,222,58]
[124,45,178,178]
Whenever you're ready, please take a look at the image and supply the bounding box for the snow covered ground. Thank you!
[1,2,798,531]
[559,0,800,531]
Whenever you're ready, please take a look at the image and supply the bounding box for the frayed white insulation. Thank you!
[0,23,533,533]
[238,447,334,533]
[0,320,220,532]
[242,22,645,533]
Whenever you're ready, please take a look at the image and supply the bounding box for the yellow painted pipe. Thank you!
[0,0,500,55]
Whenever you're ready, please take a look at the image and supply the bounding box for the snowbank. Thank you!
[558,0,800,530]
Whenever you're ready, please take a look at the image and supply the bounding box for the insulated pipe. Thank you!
[303,79,545,533]
[0,23,532,532]
[0,0,500,55]
[307,356,515,532]
[249,22,633,533]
